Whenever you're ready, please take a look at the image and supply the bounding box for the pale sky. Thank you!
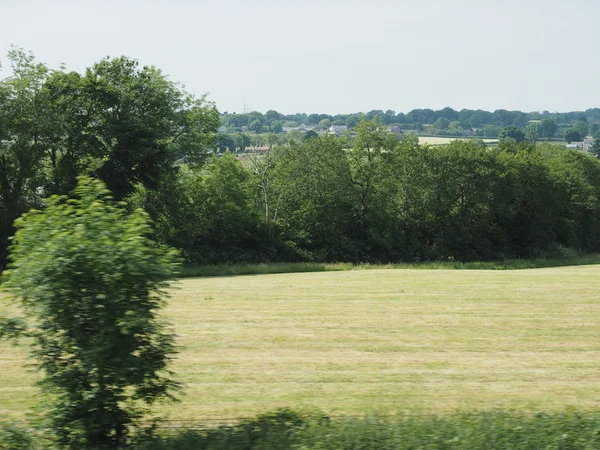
[1,0,598,114]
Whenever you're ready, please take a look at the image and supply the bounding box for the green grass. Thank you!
[179,253,600,277]
[136,410,600,450]
[417,136,498,146]
[2,264,600,423]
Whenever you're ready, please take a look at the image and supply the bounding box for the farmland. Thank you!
[1,265,599,422]
[418,136,498,146]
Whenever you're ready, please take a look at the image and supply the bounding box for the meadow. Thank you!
[1,265,600,423]
[417,136,498,145]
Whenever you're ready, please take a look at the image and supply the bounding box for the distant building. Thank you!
[283,124,316,133]
[328,125,348,135]
[583,136,594,151]
[387,125,404,135]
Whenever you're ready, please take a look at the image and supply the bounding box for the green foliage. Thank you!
[133,410,600,450]
[591,136,600,158]
[1,177,180,449]
[539,117,558,138]
[0,49,218,268]
[564,128,583,143]
[178,253,600,277]
[274,135,357,260]
[135,409,307,450]
[499,125,526,143]
[0,422,38,450]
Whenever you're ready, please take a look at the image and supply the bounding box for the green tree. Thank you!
[525,122,540,142]
[539,118,558,138]
[274,135,356,260]
[572,120,589,138]
[1,177,180,448]
[564,128,583,143]
[41,56,219,200]
[249,119,263,133]
[499,125,526,143]
[270,120,283,133]
[591,135,600,158]
[0,48,49,267]
[318,118,332,130]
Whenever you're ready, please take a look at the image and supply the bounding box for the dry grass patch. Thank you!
[1,265,600,421]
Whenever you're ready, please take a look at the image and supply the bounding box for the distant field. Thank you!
[1,266,600,422]
[418,136,498,146]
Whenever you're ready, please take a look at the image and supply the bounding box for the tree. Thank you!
[1,177,180,448]
[274,135,356,260]
[249,119,263,133]
[539,118,558,138]
[304,130,318,140]
[433,117,450,130]
[0,48,50,268]
[42,56,219,200]
[0,50,219,268]
[564,128,583,143]
[498,125,526,143]
[572,120,589,138]
[318,118,331,130]
[270,120,283,133]
[591,134,600,158]
[525,123,540,142]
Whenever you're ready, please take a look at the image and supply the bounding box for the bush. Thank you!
[1,177,180,449]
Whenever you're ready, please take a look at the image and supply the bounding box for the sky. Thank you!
[1,0,598,115]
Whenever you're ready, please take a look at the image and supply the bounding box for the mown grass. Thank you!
[179,253,600,277]
[2,264,600,423]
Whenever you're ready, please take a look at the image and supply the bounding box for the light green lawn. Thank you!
[418,136,498,146]
[1,266,600,421]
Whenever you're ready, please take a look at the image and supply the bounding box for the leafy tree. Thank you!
[274,135,356,260]
[0,48,49,267]
[1,177,180,448]
[249,119,263,133]
[433,117,450,130]
[539,118,558,138]
[482,125,501,138]
[572,120,589,138]
[591,135,600,158]
[304,130,318,140]
[270,120,283,133]
[0,50,218,267]
[564,128,583,143]
[499,125,526,143]
[41,56,219,200]
[525,123,540,142]
[318,118,331,130]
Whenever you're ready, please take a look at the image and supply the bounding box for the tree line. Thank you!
[2,49,600,269]
[158,127,600,265]
[221,106,600,139]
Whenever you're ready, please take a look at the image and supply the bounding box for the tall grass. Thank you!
[137,409,600,450]
[179,253,600,278]
[7,409,600,449]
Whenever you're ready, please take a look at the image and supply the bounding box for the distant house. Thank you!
[328,125,348,135]
[283,124,316,133]
[244,146,271,153]
[566,143,581,150]
[387,125,404,135]
[583,136,594,151]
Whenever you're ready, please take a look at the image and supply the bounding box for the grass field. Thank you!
[1,265,600,423]
[418,136,498,146]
